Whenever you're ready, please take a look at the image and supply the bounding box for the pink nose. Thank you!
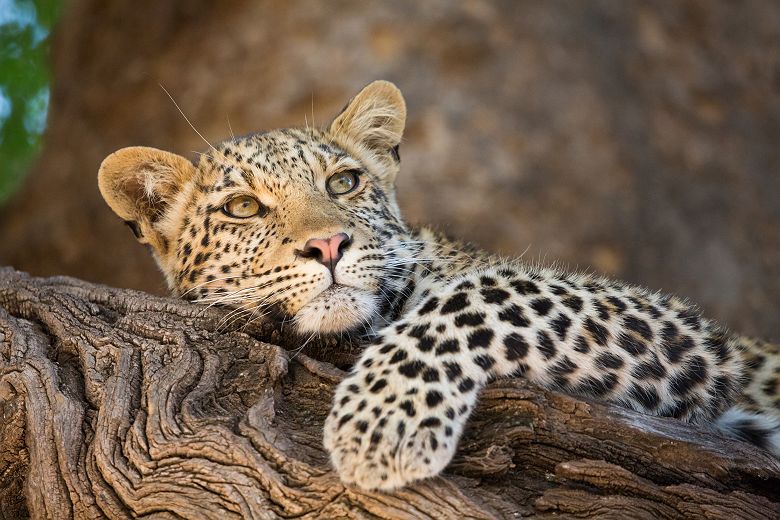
[299,232,352,272]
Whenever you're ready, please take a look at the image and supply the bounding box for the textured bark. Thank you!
[1,268,779,519]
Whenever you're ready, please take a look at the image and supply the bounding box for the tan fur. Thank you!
[738,338,780,417]
[98,146,197,253]
[331,80,406,151]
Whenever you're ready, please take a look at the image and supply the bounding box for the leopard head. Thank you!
[98,81,418,336]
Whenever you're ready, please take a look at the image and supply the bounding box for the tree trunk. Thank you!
[0,268,778,519]
[3,0,780,341]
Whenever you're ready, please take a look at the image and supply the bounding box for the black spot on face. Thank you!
[422,368,440,382]
[595,352,624,370]
[425,390,443,407]
[618,333,647,356]
[606,296,627,313]
[573,335,590,353]
[530,297,554,316]
[593,300,610,321]
[578,372,619,398]
[550,313,572,341]
[473,354,495,371]
[420,417,442,428]
[668,355,708,397]
[623,315,654,341]
[511,280,540,295]
[400,400,416,417]
[550,284,568,295]
[478,276,496,287]
[481,288,510,304]
[503,333,529,361]
[632,357,668,380]
[629,384,660,410]
[435,339,460,355]
[338,413,353,429]
[458,378,476,393]
[562,295,584,312]
[704,333,731,365]
[443,361,462,381]
[441,293,470,314]
[418,297,439,315]
[536,330,556,359]
[584,317,610,346]
[677,308,702,331]
[417,335,437,352]
[549,355,578,377]
[498,304,530,327]
[663,334,696,364]
[408,324,430,338]
[398,360,426,378]
[661,321,678,342]
[389,349,408,364]
[467,328,494,350]
[454,312,486,327]
[369,379,387,393]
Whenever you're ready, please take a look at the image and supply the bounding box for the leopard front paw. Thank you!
[323,356,474,491]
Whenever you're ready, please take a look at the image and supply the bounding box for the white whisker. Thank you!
[159,84,217,152]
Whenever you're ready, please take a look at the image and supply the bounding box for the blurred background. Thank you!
[0,0,778,339]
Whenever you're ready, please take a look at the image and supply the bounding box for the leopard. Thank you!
[98,80,780,491]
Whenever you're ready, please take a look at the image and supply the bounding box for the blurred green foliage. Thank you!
[0,0,60,205]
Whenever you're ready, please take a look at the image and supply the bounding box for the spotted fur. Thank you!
[99,80,780,491]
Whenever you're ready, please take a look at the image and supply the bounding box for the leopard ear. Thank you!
[330,80,406,156]
[98,146,196,251]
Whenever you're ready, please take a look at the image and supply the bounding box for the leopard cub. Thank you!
[99,80,780,491]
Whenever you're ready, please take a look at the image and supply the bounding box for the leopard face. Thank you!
[99,81,416,336]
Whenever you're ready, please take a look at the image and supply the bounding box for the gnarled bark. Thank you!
[0,267,778,519]
[3,0,780,341]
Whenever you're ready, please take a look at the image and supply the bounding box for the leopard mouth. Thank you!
[320,282,351,294]
[293,284,380,335]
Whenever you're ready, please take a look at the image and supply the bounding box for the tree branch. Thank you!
[0,267,778,519]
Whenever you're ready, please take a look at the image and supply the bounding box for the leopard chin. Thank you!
[293,285,380,335]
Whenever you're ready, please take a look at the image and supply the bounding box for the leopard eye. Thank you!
[222,195,264,218]
[326,170,360,195]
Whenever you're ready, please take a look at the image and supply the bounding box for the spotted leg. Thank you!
[323,270,537,490]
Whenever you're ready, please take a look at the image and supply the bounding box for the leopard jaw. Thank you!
[293,285,380,335]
